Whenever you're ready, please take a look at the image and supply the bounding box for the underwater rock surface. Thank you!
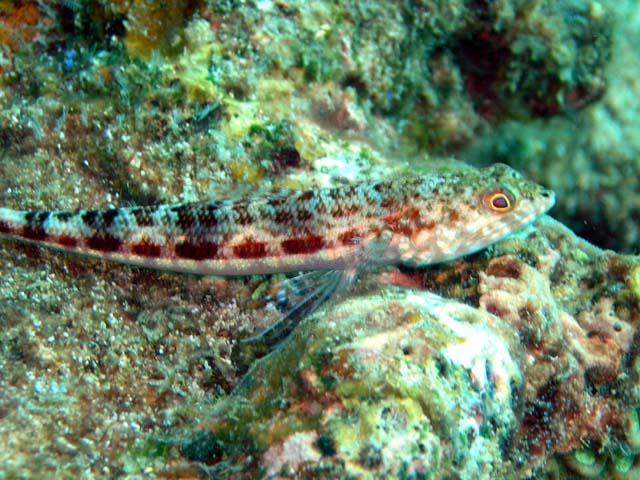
[0,0,636,479]
[181,216,640,479]
[185,286,522,478]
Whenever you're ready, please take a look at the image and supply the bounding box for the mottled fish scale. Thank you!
[0,164,555,277]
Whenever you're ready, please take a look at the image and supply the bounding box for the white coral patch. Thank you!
[262,431,321,478]
[406,292,519,403]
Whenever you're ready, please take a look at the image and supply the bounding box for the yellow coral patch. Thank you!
[228,160,264,183]
[174,43,219,102]
[124,0,200,59]
[627,264,640,300]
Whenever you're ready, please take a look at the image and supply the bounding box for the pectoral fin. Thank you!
[242,268,358,347]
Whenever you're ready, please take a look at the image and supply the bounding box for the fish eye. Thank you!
[483,189,514,212]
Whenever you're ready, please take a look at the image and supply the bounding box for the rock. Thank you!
[181,216,640,478]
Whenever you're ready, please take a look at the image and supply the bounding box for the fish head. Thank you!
[402,163,555,266]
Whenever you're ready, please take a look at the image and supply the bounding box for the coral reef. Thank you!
[184,286,523,478]
[0,246,253,477]
[179,216,640,478]
[0,0,613,205]
[0,0,40,73]
[0,0,635,478]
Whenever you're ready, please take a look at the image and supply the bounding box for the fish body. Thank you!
[0,164,554,276]
[0,163,555,343]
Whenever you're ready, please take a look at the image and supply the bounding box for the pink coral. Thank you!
[479,254,635,473]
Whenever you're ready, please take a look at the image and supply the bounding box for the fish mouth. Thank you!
[539,189,556,214]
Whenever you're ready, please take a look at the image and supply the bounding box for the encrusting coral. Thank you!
[179,216,640,479]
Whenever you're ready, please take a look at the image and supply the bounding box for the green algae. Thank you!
[574,449,598,467]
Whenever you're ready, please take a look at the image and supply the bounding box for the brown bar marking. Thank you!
[22,225,47,240]
[423,219,436,230]
[197,204,219,229]
[82,210,99,229]
[232,203,253,226]
[373,183,386,194]
[0,221,12,235]
[172,205,197,232]
[175,241,219,260]
[55,212,74,222]
[274,210,293,225]
[24,211,38,223]
[383,207,420,236]
[22,211,49,241]
[56,235,78,247]
[337,228,361,246]
[332,204,359,218]
[102,209,119,228]
[233,240,268,259]
[132,207,154,227]
[298,190,314,202]
[21,226,47,242]
[296,209,313,222]
[313,196,328,215]
[380,196,396,209]
[281,235,325,255]
[267,196,288,209]
[87,234,122,252]
[132,238,162,257]
[38,211,50,224]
